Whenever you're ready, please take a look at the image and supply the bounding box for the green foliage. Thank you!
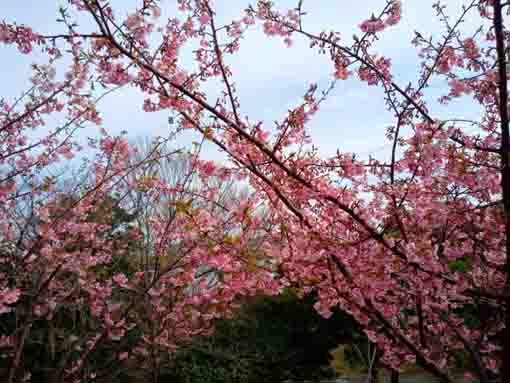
[165,290,361,383]
[448,257,472,273]
[2,192,363,382]
[0,194,141,382]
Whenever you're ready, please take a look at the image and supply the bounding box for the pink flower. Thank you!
[385,0,401,26]
[448,79,471,97]
[0,288,20,314]
[201,160,216,177]
[113,273,129,288]
[463,38,480,60]
[359,66,378,85]
[334,60,350,80]
[263,21,287,37]
[199,14,211,26]
[57,145,74,160]
[242,15,255,25]
[437,47,459,74]
[313,301,333,318]
[359,18,385,33]
[0,23,40,53]
[2,288,20,305]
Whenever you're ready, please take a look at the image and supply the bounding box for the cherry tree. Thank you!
[1,0,510,382]
[0,5,278,383]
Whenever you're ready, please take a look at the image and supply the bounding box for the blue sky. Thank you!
[1,1,483,164]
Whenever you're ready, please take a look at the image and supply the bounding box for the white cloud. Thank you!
[0,1,483,164]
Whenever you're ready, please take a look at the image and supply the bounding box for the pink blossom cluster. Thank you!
[359,1,401,33]
[0,22,40,53]
[0,0,507,381]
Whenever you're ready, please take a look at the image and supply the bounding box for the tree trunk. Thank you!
[493,2,510,383]
[390,369,399,383]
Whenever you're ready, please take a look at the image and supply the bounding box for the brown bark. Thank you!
[391,369,399,383]
[493,1,510,382]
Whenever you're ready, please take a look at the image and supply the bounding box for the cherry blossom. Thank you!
[1,1,509,382]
